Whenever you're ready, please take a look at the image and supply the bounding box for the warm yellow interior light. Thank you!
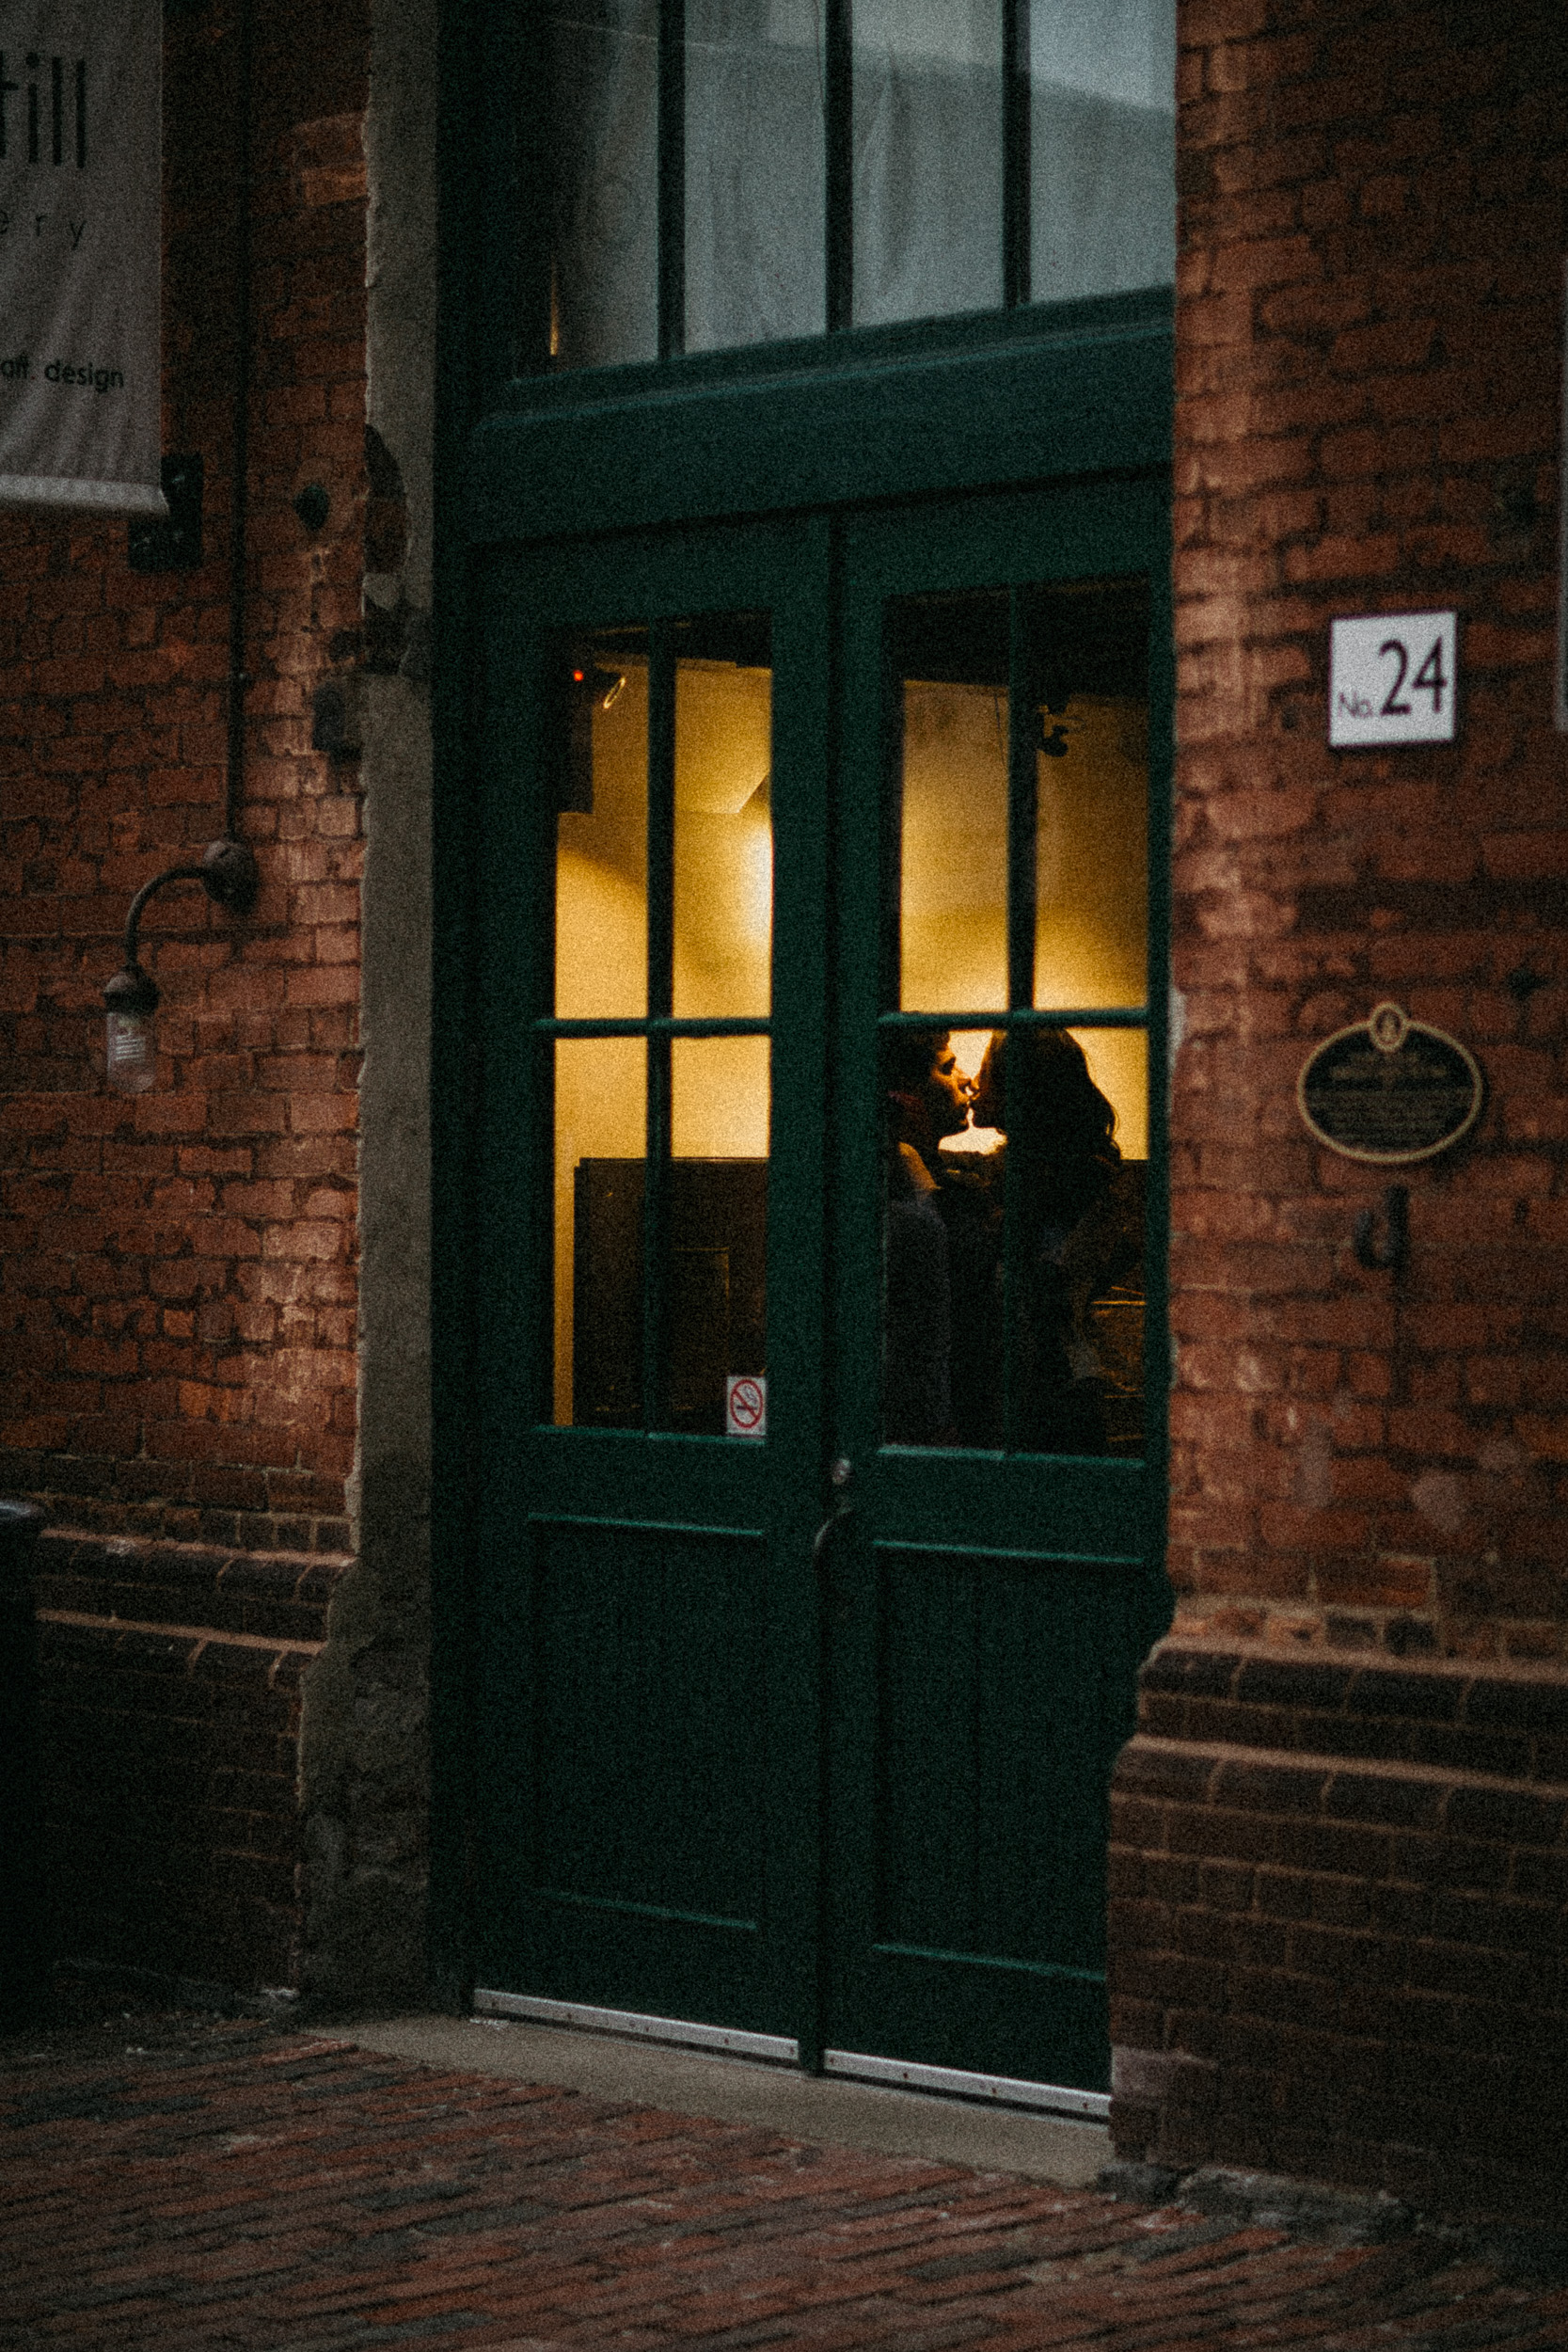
[900,682,1148,1155]
[550,658,1149,1419]
[553,659,777,1420]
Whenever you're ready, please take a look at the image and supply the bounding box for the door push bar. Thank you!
[811,1457,854,1573]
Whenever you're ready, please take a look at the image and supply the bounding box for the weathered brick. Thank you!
[0,13,366,1558]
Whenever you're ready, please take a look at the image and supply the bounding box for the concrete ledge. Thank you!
[328,2012,1111,2186]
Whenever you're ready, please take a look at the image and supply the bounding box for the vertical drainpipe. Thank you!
[226,0,255,839]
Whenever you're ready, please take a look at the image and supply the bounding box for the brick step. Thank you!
[1139,1639,1568,1784]
[32,1527,353,1647]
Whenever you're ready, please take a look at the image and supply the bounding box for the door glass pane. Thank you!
[666,1038,769,1435]
[1077,1027,1146,1457]
[553,1039,771,1437]
[555,1037,647,1426]
[853,0,1004,327]
[1027,579,1149,1016]
[882,575,1148,1457]
[548,609,773,1441]
[893,590,1009,1013]
[545,1,658,367]
[673,617,772,1017]
[883,1025,984,1446]
[973,1025,1147,1457]
[882,1023,1146,1456]
[1029,0,1176,303]
[686,0,825,352]
[555,628,649,1018]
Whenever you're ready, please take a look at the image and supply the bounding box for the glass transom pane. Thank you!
[686,0,826,351]
[545,2,658,368]
[1029,0,1176,304]
[851,0,1004,327]
[531,0,1174,369]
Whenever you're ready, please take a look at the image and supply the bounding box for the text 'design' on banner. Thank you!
[0,1,163,517]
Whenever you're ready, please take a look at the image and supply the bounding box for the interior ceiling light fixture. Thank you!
[103,839,259,1094]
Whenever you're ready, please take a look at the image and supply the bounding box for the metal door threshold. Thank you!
[472,1989,799,2065]
[471,1991,1108,2120]
[823,2048,1109,2122]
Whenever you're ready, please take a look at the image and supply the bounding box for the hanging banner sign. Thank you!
[0,2,164,517]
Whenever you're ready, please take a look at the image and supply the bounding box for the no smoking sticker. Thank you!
[726,1375,767,1439]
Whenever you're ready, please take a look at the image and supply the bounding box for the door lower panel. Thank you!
[826,1539,1150,2091]
[478,1510,789,2035]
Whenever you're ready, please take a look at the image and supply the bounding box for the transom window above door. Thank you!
[531,0,1176,370]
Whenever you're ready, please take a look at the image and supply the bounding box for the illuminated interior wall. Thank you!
[900,683,1149,1157]
[549,661,1147,1418]
[552,660,773,1420]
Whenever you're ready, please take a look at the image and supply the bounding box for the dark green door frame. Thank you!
[467,516,834,2049]
[823,479,1174,2090]
[427,2,1175,2038]
[437,475,1173,2087]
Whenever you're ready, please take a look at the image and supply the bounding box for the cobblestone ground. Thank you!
[3,2015,1567,2351]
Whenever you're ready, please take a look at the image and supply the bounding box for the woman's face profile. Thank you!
[970,1037,1005,1134]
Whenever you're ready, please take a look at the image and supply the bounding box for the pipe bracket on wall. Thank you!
[127,453,204,572]
[1354,1184,1409,1274]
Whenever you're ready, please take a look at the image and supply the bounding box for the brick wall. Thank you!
[0,2,372,1999]
[1170,0,1568,1658]
[33,1524,351,1992]
[1112,0,1568,2223]
[0,1,370,1556]
[1110,1639,1568,2223]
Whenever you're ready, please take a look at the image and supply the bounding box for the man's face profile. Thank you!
[888,1032,973,1154]
[924,1040,972,1139]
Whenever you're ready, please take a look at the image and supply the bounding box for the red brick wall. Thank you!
[31,1525,350,1993]
[1110,1639,1568,2223]
[1170,0,1568,1658]
[0,3,370,1555]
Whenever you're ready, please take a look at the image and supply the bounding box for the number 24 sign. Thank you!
[1329,612,1458,747]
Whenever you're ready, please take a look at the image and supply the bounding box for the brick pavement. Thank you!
[3,2018,1567,2351]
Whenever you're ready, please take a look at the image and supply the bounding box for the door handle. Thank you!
[811,1457,854,1573]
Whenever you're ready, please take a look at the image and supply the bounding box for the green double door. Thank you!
[473,474,1172,2100]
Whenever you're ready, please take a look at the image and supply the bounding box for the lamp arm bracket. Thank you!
[123,864,206,966]
[121,838,260,967]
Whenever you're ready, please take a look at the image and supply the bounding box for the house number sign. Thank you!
[1329,612,1458,746]
[1297,1003,1483,1165]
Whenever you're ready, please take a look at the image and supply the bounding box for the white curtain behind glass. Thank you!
[851,0,1003,326]
[686,0,827,351]
[1030,0,1176,303]
[550,2,660,367]
[545,0,1173,369]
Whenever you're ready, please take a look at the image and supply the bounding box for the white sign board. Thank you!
[0,2,165,517]
[1329,612,1458,747]
[725,1375,766,1439]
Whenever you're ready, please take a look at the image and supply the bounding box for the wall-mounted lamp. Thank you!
[103,839,259,1093]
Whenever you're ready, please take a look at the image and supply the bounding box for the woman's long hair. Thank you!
[979,1027,1119,1228]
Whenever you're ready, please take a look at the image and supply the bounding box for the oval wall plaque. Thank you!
[1297,1002,1483,1165]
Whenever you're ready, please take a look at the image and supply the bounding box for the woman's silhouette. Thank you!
[971,1027,1125,1454]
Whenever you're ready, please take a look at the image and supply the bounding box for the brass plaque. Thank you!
[1297,1002,1482,1165]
